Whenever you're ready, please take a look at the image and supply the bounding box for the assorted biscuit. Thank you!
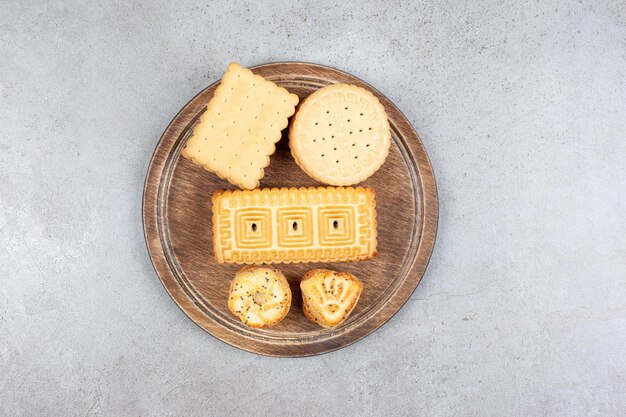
[182,62,299,189]
[184,62,392,328]
[228,266,292,328]
[289,83,391,185]
[212,186,377,264]
[300,269,364,328]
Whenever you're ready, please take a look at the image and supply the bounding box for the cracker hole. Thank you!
[313,139,316,142]
[368,127,372,130]
[336,160,339,163]
[292,222,298,231]
[333,147,337,151]
[359,129,363,132]
[321,154,325,157]
[251,223,257,232]
[360,113,364,116]
[326,110,330,114]
[366,144,370,147]
[328,123,332,126]
[345,107,348,110]
[331,135,335,139]
[333,220,339,229]
[352,143,355,146]
[349,131,353,134]
[354,156,358,159]
[347,119,351,122]
[315,122,318,125]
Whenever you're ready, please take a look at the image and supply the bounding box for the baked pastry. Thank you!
[182,62,299,189]
[300,269,364,328]
[212,186,377,264]
[289,83,390,185]
[228,266,292,328]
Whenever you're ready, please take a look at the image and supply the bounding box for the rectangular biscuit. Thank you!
[212,187,377,264]
[182,62,299,189]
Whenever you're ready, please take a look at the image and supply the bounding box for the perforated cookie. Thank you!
[289,83,391,186]
[182,62,299,189]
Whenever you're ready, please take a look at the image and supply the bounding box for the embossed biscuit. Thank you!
[300,269,364,328]
[212,187,377,264]
[289,83,391,186]
[182,62,299,189]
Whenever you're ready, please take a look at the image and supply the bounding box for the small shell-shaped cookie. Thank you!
[228,266,292,328]
[300,269,364,328]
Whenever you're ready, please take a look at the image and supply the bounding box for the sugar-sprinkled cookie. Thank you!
[228,266,292,328]
[182,62,299,189]
[289,83,390,186]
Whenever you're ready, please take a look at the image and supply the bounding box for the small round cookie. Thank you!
[228,266,292,328]
[289,83,391,186]
[300,269,364,328]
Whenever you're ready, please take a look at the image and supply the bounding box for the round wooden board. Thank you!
[143,62,438,357]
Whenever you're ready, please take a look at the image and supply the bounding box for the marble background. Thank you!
[1,0,625,415]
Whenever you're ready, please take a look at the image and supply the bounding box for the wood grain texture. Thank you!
[143,62,438,357]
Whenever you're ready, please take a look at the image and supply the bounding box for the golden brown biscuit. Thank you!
[182,62,299,189]
[300,269,364,328]
[228,266,291,328]
[289,83,390,185]
[212,187,378,264]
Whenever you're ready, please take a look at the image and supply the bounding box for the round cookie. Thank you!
[289,83,391,186]
[228,266,291,328]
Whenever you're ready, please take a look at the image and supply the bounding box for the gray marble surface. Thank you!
[1,1,625,415]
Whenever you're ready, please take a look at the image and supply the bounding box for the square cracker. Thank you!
[212,186,378,264]
[182,62,299,189]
